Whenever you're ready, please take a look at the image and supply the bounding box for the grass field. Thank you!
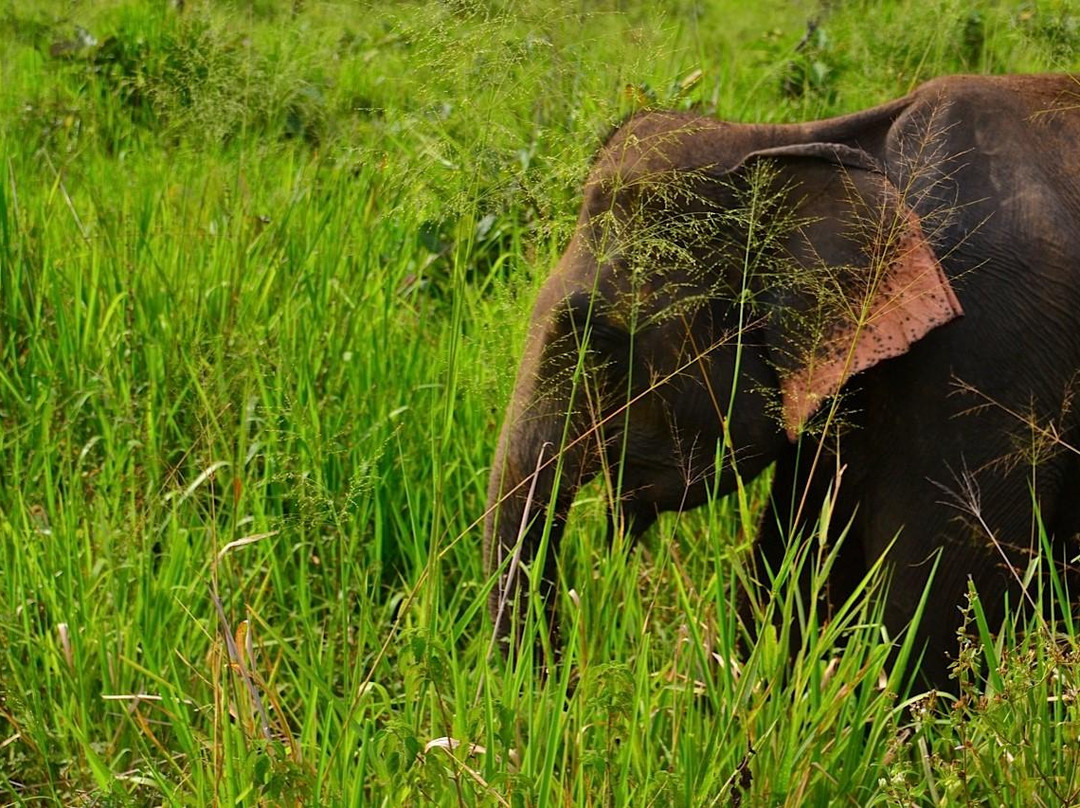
[2,0,1080,804]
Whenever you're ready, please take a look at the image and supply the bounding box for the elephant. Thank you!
[483,74,1080,689]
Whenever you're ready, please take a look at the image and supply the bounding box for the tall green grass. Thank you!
[1,0,1079,804]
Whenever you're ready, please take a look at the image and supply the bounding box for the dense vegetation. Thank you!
[2,0,1080,804]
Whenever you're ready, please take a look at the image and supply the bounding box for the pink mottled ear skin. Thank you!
[781,211,964,439]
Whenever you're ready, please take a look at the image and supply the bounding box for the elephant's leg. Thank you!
[1047,449,1080,557]
[606,496,659,546]
[863,450,1076,692]
[738,445,863,657]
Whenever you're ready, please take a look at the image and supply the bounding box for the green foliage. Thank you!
[0,0,1078,804]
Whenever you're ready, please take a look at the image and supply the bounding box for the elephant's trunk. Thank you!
[484,287,604,658]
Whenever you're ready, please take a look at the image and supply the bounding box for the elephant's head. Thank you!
[484,112,962,655]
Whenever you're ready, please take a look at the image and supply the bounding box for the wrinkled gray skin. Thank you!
[484,74,1080,689]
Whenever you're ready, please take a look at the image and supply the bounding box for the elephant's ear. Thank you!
[738,143,963,439]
